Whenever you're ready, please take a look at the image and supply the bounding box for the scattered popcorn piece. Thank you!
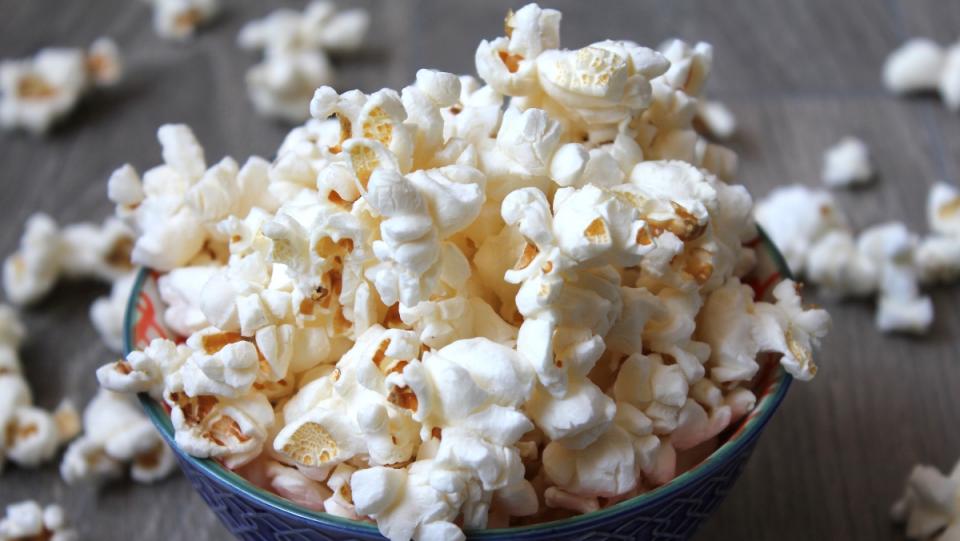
[2,213,61,305]
[806,230,878,297]
[883,38,945,94]
[0,306,78,471]
[60,389,176,484]
[917,235,960,285]
[928,182,960,238]
[821,136,873,188]
[754,184,848,274]
[694,100,736,140]
[0,38,123,134]
[145,0,219,41]
[859,222,933,334]
[892,458,960,541]
[0,500,77,541]
[885,37,960,112]
[238,2,371,122]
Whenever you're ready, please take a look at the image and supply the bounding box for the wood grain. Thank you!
[0,1,957,540]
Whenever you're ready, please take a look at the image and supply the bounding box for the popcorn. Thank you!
[100,5,832,537]
[60,218,135,282]
[752,280,830,381]
[0,501,77,541]
[928,182,960,238]
[917,236,960,285]
[166,389,274,469]
[352,461,466,541]
[892,458,960,541]
[0,38,123,134]
[754,184,848,274]
[3,213,62,305]
[806,230,878,298]
[90,272,138,353]
[238,3,370,121]
[821,136,873,188]
[146,0,218,41]
[883,38,945,95]
[0,307,79,471]
[158,266,218,336]
[60,389,176,484]
[694,100,736,140]
[858,222,933,334]
[264,460,331,511]
[885,38,960,112]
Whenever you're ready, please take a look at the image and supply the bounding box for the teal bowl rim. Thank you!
[126,228,794,537]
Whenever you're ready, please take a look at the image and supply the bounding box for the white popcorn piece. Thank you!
[2,213,62,305]
[146,0,219,41]
[0,38,124,134]
[60,389,175,484]
[542,424,637,497]
[181,327,262,398]
[5,405,65,468]
[753,280,831,381]
[806,230,879,298]
[928,181,960,237]
[97,337,190,399]
[353,461,466,541]
[917,236,960,285]
[158,266,218,336]
[891,459,960,541]
[475,4,561,97]
[821,136,873,188]
[167,389,274,469]
[858,222,933,334]
[60,218,135,282]
[238,2,370,122]
[694,100,736,140]
[754,184,848,274]
[89,272,138,353]
[883,38,945,94]
[0,501,77,541]
[264,460,331,511]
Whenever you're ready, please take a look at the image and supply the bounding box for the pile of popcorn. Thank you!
[238,1,370,122]
[60,4,827,539]
[0,38,122,134]
[884,37,960,111]
[0,305,79,472]
[755,180,960,334]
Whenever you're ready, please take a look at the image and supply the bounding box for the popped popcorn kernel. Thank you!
[0,38,123,134]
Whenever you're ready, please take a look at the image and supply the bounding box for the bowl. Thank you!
[125,227,794,541]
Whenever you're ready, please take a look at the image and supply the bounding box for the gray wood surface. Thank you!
[1,1,957,539]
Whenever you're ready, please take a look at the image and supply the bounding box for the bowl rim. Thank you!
[127,228,794,537]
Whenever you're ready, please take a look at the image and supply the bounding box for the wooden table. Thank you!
[1,1,957,539]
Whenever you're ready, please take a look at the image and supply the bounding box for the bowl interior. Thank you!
[126,227,794,537]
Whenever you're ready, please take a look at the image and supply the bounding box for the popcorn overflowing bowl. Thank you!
[124,229,795,540]
[96,4,834,540]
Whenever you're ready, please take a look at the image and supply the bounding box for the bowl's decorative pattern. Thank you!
[125,229,792,541]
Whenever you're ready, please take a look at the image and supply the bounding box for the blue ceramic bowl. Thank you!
[125,228,794,541]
